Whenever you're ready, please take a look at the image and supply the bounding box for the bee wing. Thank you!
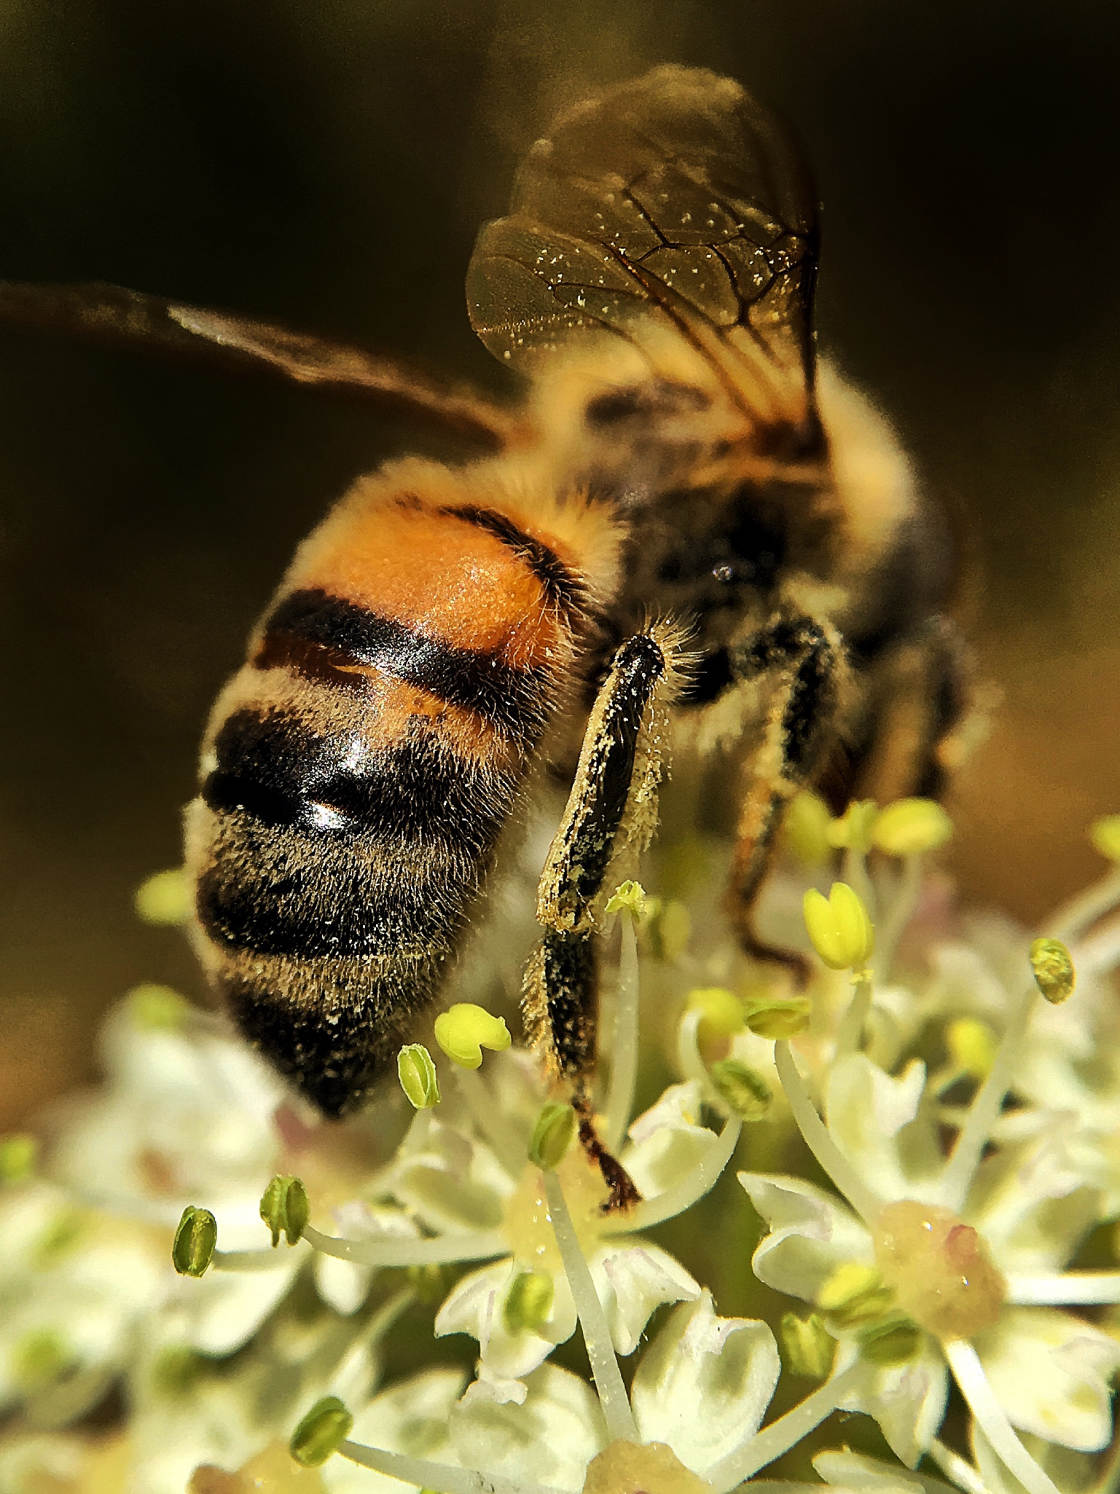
[467,66,820,443]
[0,279,518,452]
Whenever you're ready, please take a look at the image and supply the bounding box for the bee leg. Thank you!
[524,623,685,1211]
[727,613,845,977]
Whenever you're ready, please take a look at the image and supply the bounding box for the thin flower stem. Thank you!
[339,1439,572,1494]
[842,845,876,920]
[605,913,641,1151]
[927,1436,991,1494]
[212,1246,298,1271]
[774,1041,881,1224]
[542,1169,638,1444]
[943,1338,1060,1494]
[674,1007,710,1088]
[872,852,924,980]
[708,1359,865,1489]
[1072,916,1120,980]
[303,1222,506,1268]
[1006,1270,1120,1305]
[834,970,873,1059]
[1048,865,1120,942]
[599,1115,742,1235]
[940,983,1036,1211]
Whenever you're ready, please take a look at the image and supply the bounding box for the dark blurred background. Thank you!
[2,0,1118,1123]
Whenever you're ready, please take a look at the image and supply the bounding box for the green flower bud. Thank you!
[741,992,811,1039]
[803,882,874,971]
[1029,937,1076,1005]
[871,798,953,856]
[397,1043,441,1108]
[780,1311,835,1379]
[528,1102,576,1169]
[290,1395,353,1467]
[13,1329,71,1392]
[504,1269,555,1333]
[604,879,648,919]
[433,1003,511,1069]
[1089,814,1120,863]
[856,1311,923,1365]
[172,1205,217,1277]
[782,790,833,867]
[708,1058,772,1120]
[133,867,191,926]
[817,1262,894,1326]
[0,1133,38,1183]
[259,1175,309,1247]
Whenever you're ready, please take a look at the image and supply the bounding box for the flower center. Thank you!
[502,1152,608,1270]
[872,1199,1006,1340]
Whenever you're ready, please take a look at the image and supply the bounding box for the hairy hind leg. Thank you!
[524,622,686,1211]
[727,613,845,975]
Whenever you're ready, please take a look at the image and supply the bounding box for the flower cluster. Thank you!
[2,801,1120,1494]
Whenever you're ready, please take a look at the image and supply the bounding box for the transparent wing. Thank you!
[0,280,518,452]
[467,66,820,438]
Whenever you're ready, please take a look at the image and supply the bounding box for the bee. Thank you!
[1,67,965,1205]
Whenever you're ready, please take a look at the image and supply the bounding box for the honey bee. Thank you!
[1,67,966,1204]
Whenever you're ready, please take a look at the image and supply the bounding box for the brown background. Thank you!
[2,0,1118,1123]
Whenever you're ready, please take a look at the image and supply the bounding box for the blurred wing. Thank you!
[467,66,820,440]
[0,280,517,452]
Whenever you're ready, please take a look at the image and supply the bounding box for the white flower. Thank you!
[741,1049,1120,1491]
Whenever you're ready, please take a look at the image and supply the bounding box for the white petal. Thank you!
[173,1262,296,1356]
[589,1242,700,1355]
[840,1344,949,1467]
[976,1305,1120,1452]
[623,1082,724,1197]
[331,1367,468,1494]
[969,1418,1100,1494]
[825,1057,942,1202]
[434,1260,577,1380]
[630,1292,779,1473]
[450,1362,603,1491]
[813,1448,959,1491]
[738,1172,871,1301]
[389,1119,510,1233]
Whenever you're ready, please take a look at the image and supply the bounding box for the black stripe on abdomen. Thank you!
[256,589,550,739]
[202,708,507,851]
[437,504,587,617]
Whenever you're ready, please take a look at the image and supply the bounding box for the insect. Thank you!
[1,67,966,1205]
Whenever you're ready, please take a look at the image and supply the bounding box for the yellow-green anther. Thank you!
[127,982,189,1030]
[172,1205,217,1277]
[604,879,648,919]
[0,1133,37,1183]
[827,798,879,853]
[708,1058,772,1120]
[686,986,745,1043]
[13,1329,71,1391]
[504,1269,555,1333]
[259,1175,309,1246]
[946,1017,998,1079]
[528,1102,576,1169]
[1029,937,1076,1004]
[133,867,191,926]
[803,882,875,971]
[871,797,953,856]
[782,790,833,867]
[780,1311,835,1379]
[397,1043,441,1108]
[290,1395,353,1467]
[741,993,812,1039]
[433,1003,511,1069]
[817,1262,894,1326]
[1089,814,1120,863]
[856,1311,923,1365]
